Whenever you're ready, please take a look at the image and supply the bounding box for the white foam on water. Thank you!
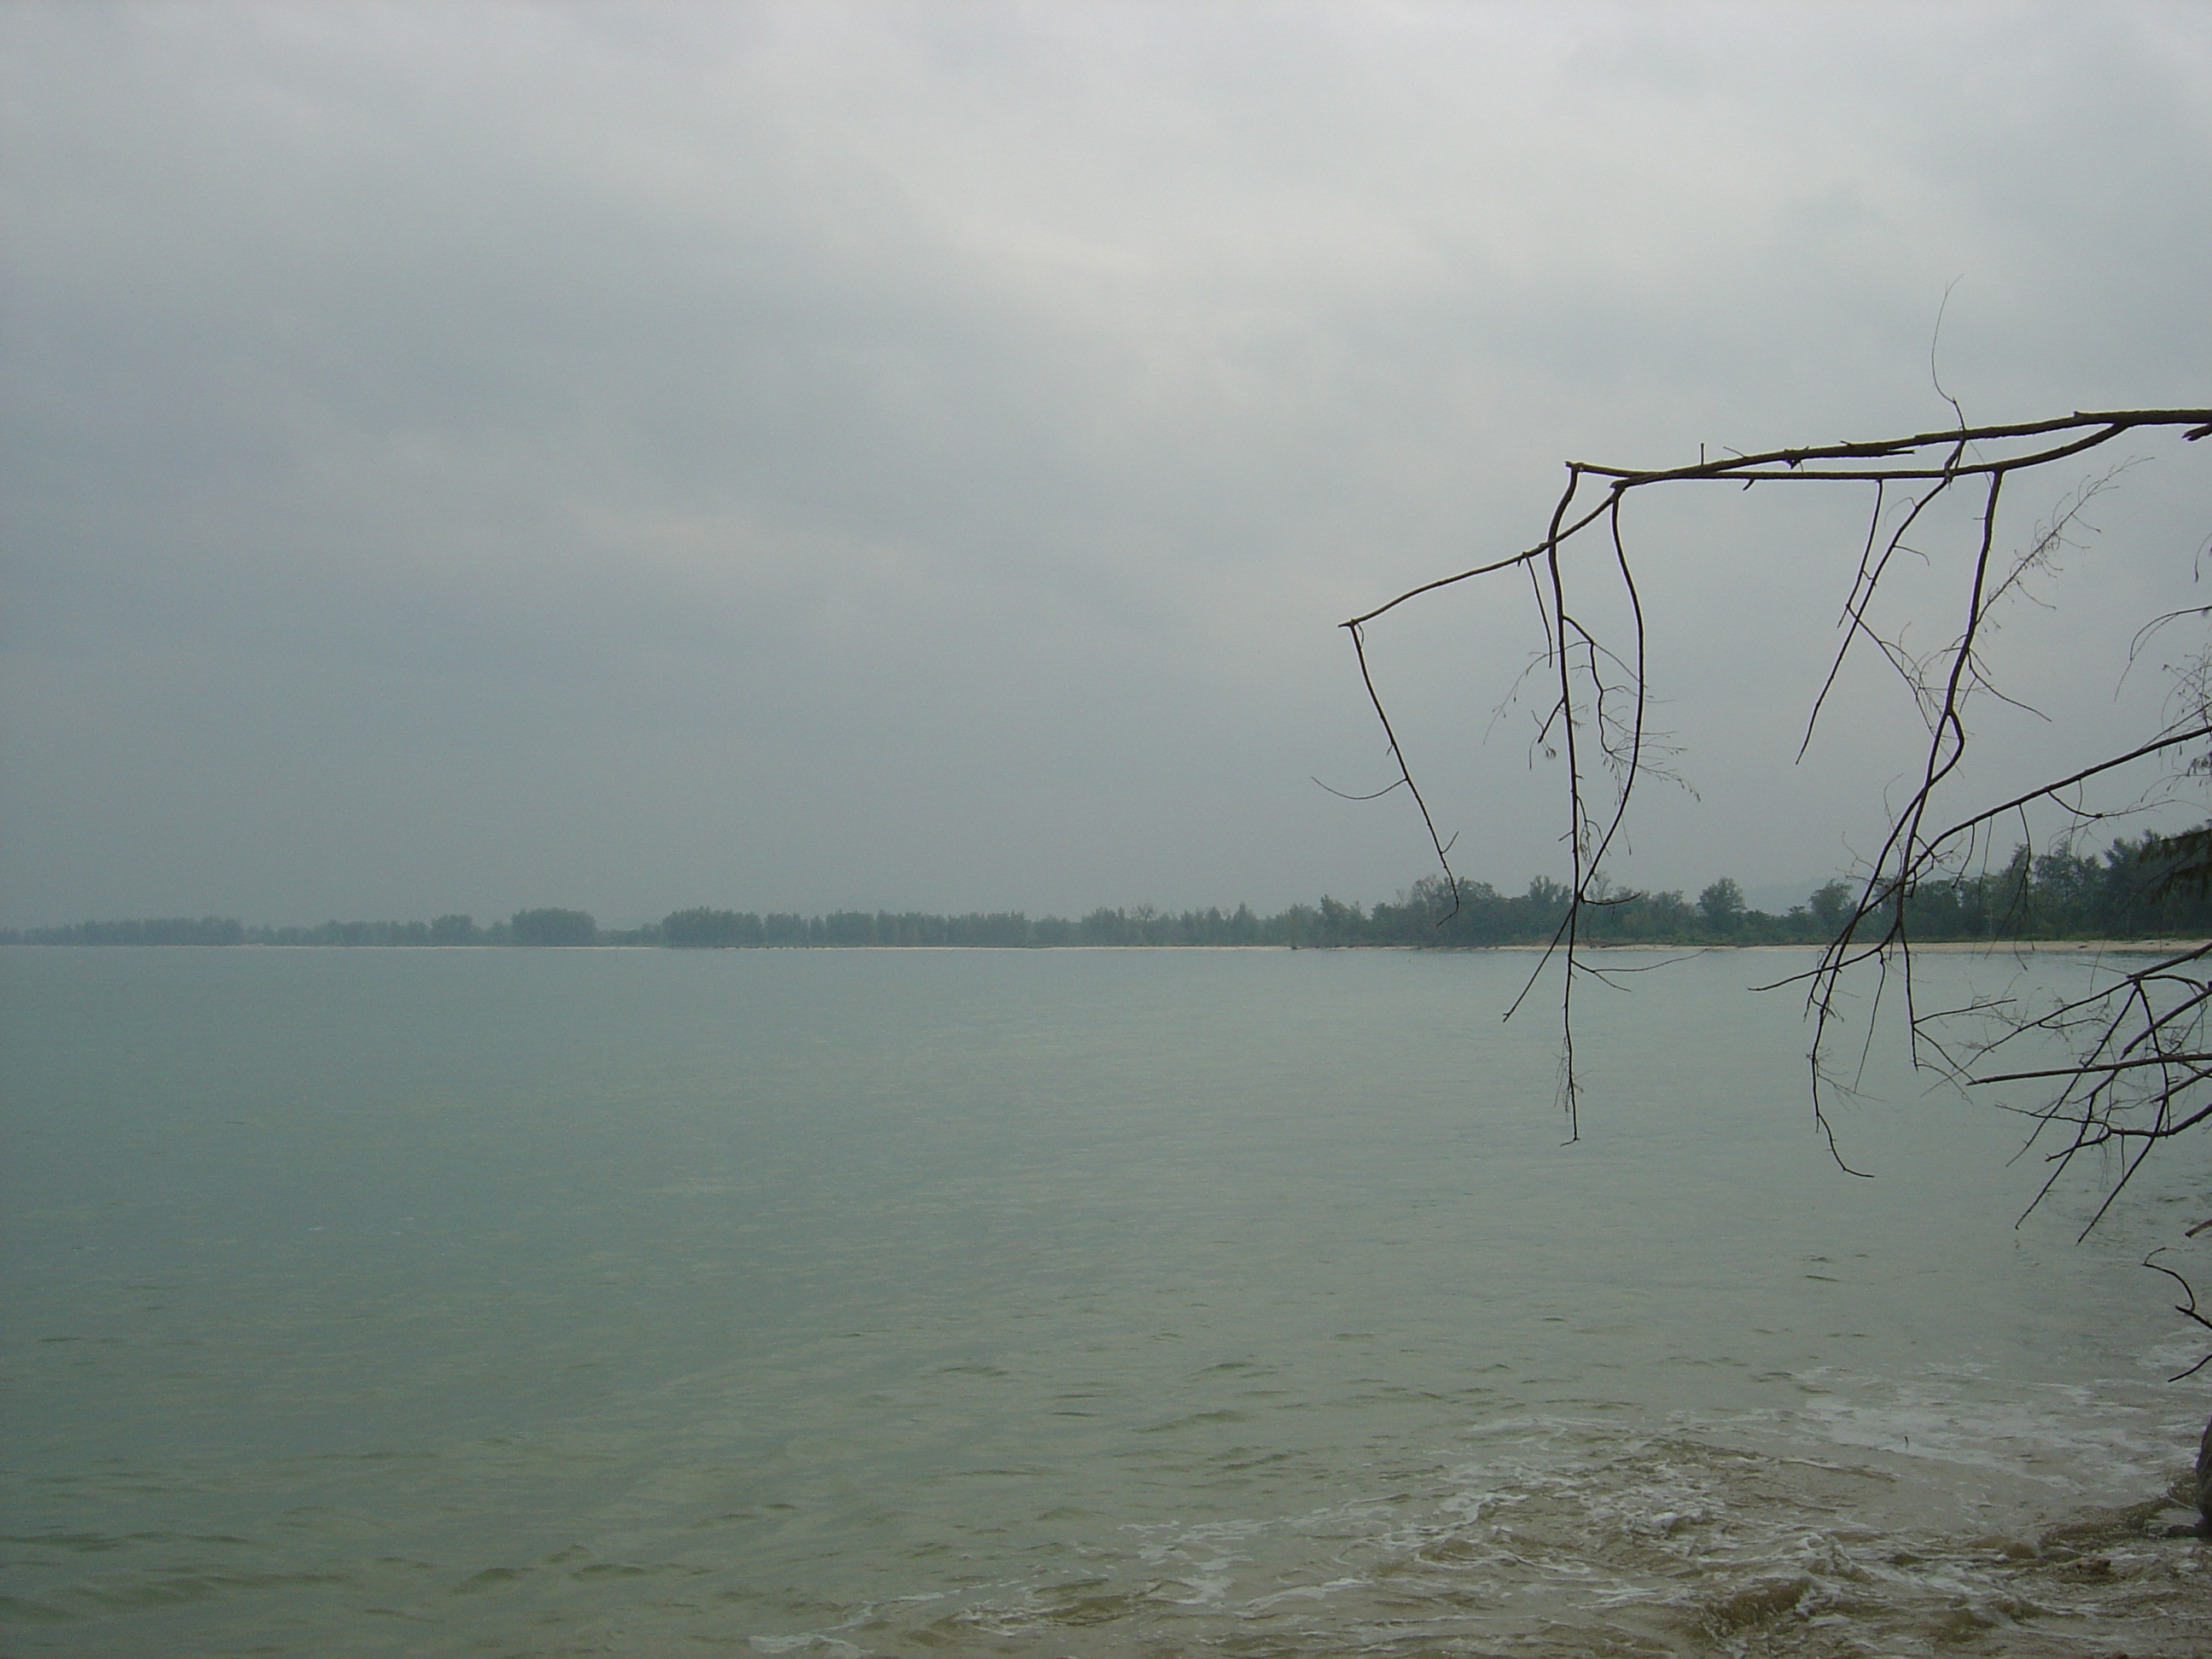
[767,1398,2211,1658]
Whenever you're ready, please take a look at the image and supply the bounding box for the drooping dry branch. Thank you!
[1344,407,2212,1182]
[1347,411,2211,632]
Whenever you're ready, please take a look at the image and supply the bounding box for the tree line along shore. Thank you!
[12,831,2212,951]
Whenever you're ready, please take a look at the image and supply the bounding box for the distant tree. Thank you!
[29,916,243,946]
[1807,881,1853,931]
[430,914,477,946]
[1317,895,1365,944]
[509,907,596,946]
[1644,889,1694,938]
[1697,877,1745,934]
[666,907,731,946]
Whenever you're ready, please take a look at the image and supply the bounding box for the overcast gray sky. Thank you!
[3,1,2208,927]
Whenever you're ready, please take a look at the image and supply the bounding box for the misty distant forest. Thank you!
[11,830,2212,951]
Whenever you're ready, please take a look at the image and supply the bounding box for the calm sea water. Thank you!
[3,944,2209,1656]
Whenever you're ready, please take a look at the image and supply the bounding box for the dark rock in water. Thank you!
[2197,1410,2212,1523]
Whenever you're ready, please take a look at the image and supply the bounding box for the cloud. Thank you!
[4,0,2209,923]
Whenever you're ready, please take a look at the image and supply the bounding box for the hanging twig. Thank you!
[1344,408,2212,1174]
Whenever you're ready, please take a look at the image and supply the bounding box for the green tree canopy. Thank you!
[510,907,596,946]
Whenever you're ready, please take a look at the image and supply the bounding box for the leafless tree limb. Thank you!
[1345,408,2212,1182]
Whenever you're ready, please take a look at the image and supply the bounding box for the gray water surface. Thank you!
[3,946,2207,1655]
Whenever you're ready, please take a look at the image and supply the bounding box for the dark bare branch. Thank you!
[1344,405,2211,1221]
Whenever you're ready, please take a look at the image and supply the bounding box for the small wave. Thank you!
[725,1418,2212,1658]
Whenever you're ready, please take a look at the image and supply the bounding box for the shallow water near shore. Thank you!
[3,944,2209,1655]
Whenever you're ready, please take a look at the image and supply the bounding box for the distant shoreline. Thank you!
[12,859,2212,954]
[1498,938,2212,955]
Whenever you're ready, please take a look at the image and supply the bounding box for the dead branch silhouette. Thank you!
[1344,408,2212,1173]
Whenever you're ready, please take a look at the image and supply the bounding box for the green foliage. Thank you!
[1808,881,1853,930]
[1895,831,2212,941]
[509,907,597,946]
[19,828,2212,951]
[19,916,244,946]
[662,906,764,947]
[1697,878,1745,934]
